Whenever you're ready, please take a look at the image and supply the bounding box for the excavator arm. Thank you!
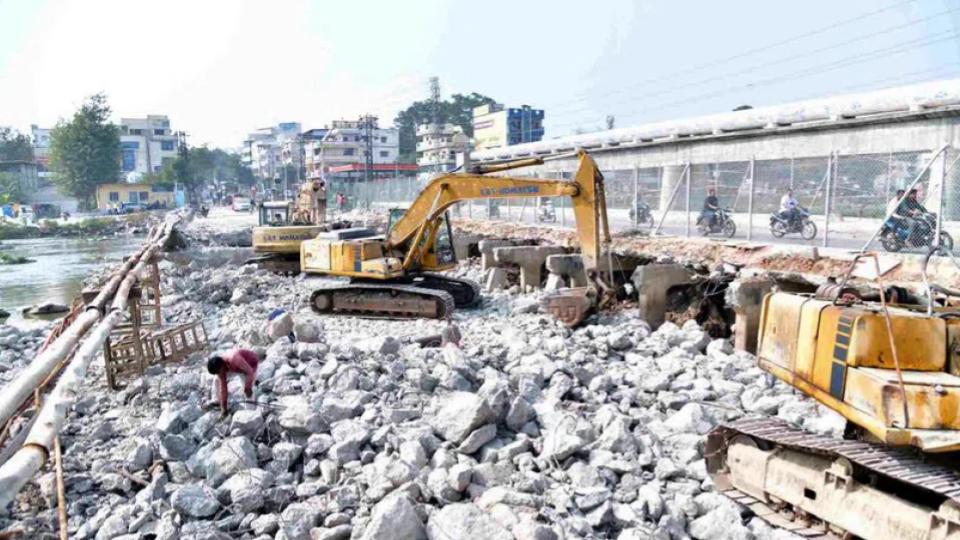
[387,150,611,279]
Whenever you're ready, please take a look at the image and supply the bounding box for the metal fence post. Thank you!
[685,164,691,237]
[633,166,639,227]
[747,157,755,241]
[789,155,794,190]
[886,151,893,206]
[823,152,834,248]
[936,149,947,249]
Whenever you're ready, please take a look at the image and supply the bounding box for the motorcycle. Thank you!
[880,212,954,252]
[537,201,557,223]
[628,201,655,228]
[199,205,210,218]
[697,208,736,238]
[769,207,816,240]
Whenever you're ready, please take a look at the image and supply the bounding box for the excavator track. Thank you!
[706,417,960,539]
[310,283,455,320]
[387,273,482,308]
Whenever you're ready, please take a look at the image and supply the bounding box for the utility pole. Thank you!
[429,76,442,175]
[362,115,375,184]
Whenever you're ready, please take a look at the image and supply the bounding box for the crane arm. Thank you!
[388,150,610,275]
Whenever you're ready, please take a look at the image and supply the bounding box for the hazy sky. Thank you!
[1,0,959,149]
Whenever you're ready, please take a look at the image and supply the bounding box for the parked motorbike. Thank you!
[880,212,954,252]
[199,205,210,218]
[697,208,736,238]
[769,207,816,240]
[628,201,655,228]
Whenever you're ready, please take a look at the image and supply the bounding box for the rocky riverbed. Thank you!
[0,215,845,540]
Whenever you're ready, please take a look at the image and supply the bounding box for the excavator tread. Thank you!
[413,273,482,308]
[706,417,960,536]
[309,283,455,320]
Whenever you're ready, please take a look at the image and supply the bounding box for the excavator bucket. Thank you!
[541,288,595,327]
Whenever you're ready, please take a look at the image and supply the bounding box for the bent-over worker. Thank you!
[207,348,260,417]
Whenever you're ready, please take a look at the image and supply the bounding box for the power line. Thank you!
[539,0,920,111]
[548,5,959,117]
[541,29,959,134]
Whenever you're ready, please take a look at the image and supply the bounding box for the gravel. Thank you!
[0,212,847,539]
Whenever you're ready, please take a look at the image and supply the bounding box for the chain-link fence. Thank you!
[326,145,960,256]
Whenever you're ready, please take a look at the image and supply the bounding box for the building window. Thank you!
[379,151,389,157]
[140,191,149,201]
[122,150,136,172]
[381,136,387,143]
[343,148,355,156]
[154,129,165,136]
[130,129,142,135]
[109,192,119,202]
[129,192,138,203]
[161,140,175,151]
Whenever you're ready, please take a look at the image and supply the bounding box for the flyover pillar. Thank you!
[659,165,685,212]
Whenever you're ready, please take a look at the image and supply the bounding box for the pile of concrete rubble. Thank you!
[0,225,846,540]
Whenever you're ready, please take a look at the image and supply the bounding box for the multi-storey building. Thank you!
[303,118,399,180]
[416,123,466,179]
[243,122,301,184]
[119,115,179,180]
[472,104,545,150]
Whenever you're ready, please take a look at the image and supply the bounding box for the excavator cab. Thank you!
[387,208,456,269]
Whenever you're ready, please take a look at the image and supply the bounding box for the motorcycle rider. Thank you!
[779,189,800,227]
[902,188,928,243]
[700,188,719,229]
[885,189,909,237]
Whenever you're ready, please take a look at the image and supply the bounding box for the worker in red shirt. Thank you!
[207,349,260,418]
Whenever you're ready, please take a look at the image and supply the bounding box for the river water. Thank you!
[0,235,143,329]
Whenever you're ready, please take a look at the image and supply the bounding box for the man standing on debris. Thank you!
[207,349,260,418]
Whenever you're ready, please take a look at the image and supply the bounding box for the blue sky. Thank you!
[0,0,958,148]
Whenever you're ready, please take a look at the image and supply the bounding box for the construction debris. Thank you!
[0,211,849,539]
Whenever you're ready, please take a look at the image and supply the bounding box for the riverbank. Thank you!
[0,210,828,539]
[0,212,159,241]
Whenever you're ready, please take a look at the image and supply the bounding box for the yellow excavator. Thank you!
[706,252,960,539]
[250,179,331,272]
[299,150,614,325]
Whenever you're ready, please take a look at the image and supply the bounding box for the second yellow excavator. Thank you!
[250,179,331,272]
[299,150,614,326]
[707,252,960,539]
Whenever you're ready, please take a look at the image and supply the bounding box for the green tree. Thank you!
[0,128,34,162]
[0,172,23,204]
[144,146,255,202]
[49,94,120,208]
[393,92,496,163]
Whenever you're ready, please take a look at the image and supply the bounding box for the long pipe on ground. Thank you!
[0,213,183,509]
[0,219,169,430]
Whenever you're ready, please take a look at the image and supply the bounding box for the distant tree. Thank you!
[0,128,34,162]
[145,146,255,201]
[394,92,497,163]
[0,172,23,204]
[732,105,753,111]
[49,94,120,208]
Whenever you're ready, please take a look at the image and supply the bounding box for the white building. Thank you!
[303,117,399,179]
[243,122,301,183]
[119,115,179,181]
[416,123,464,179]
[30,125,53,181]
